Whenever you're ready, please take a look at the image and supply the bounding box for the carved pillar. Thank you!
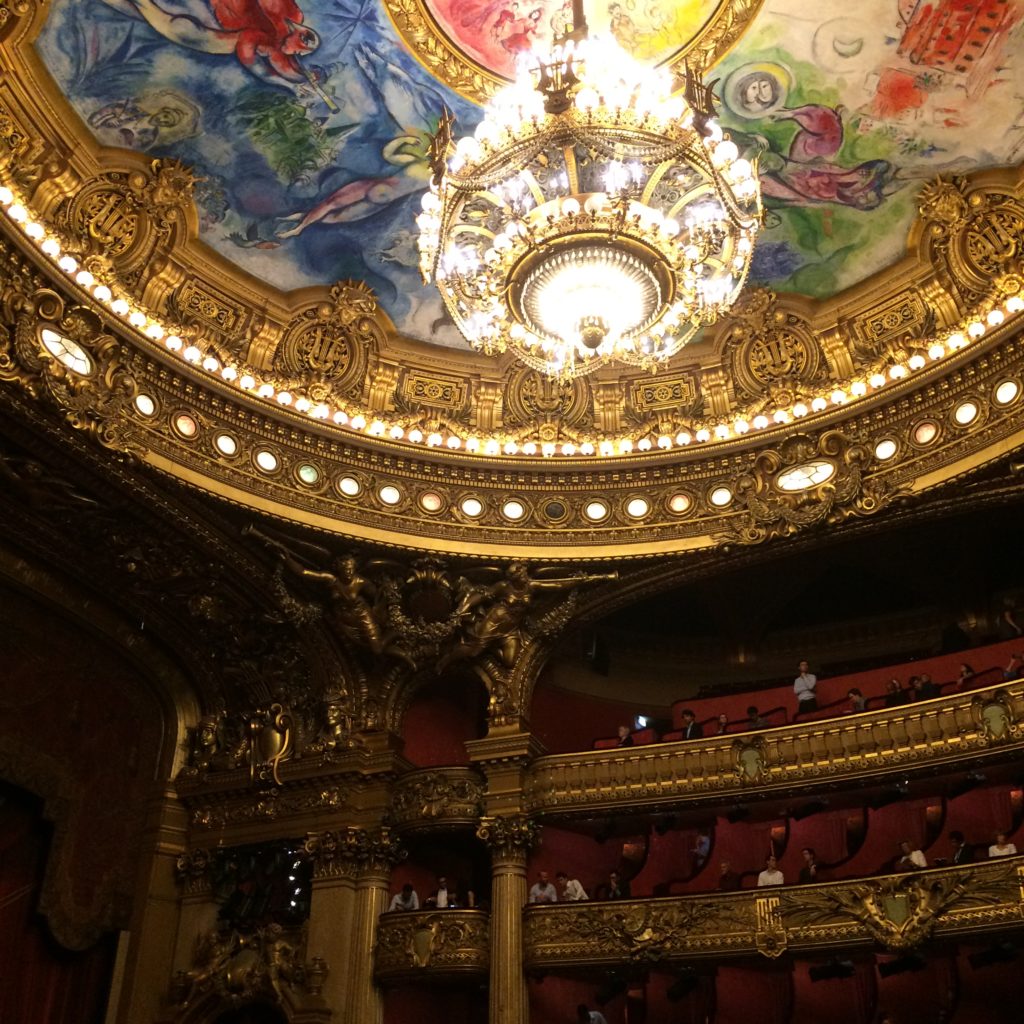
[335,828,403,1024]
[476,815,540,1024]
[304,829,365,1021]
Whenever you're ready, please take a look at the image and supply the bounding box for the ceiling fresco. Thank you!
[35,0,1024,348]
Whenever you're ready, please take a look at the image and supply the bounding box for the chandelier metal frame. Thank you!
[417,3,762,381]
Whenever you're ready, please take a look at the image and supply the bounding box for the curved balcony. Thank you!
[388,767,486,834]
[524,680,1024,819]
[375,909,490,982]
[523,857,1024,969]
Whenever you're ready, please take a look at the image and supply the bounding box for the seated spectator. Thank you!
[681,709,704,740]
[1003,653,1023,681]
[577,1005,608,1024]
[949,830,974,865]
[848,688,867,712]
[718,860,741,891]
[906,675,922,700]
[692,831,711,868]
[989,831,1018,858]
[757,854,784,887]
[606,870,631,899]
[917,673,939,699]
[388,882,419,911]
[896,840,927,870]
[884,679,906,707]
[616,725,634,748]
[794,659,818,713]
[426,876,454,908]
[556,871,588,902]
[798,847,818,884]
[528,870,558,904]
[747,705,768,730]
[715,713,730,735]
[956,663,975,691]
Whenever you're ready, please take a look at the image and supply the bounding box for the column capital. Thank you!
[173,847,214,895]
[304,826,405,881]
[476,815,540,862]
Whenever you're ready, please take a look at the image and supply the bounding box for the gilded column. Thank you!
[477,815,540,1024]
[346,828,404,1024]
[304,829,365,1021]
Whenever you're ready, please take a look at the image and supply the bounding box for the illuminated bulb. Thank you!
[24,221,44,239]
[561,442,576,455]
[752,415,769,430]
[484,439,500,455]
[111,299,130,316]
[277,391,293,406]
[734,419,749,433]
[222,366,238,381]
[695,428,711,442]
[465,437,480,451]
[201,355,217,370]
[165,335,183,352]
[869,373,886,388]
[503,441,518,455]
[294,398,311,413]
[41,238,60,257]
[967,321,985,338]
[447,436,461,449]
[427,432,443,447]
[830,390,846,405]
[408,428,424,443]
[772,408,789,424]
[850,381,867,397]
[128,311,146,327]
[146,323,165,340]
[714,424,730,439]
[987,309,1005,326]
[889,364,907,379]
[1007,295,1024,313]
[350,414,366,430]
[580,441,595,455]
[908,354,926,370]
[657,435,672,449]
[599,440,614,456]
[58,255,78,274]
[541,442,556,457]
[811,397,827,412]
[675,432,691,445]
[928,343,945,360]
[637,437,652,451]
[76,270,95,288]
[368,419,384,434]
[0,187,13,204]
[183,345,201,363]
[93,284,112,302]
[239,374,256,390]
[390,425,405,439]
[793,403,808,417]
[257,383,274,397]
[947,333,967,349]
[7,203,27,222]
[333,410,348,425]
[523,442,537,455]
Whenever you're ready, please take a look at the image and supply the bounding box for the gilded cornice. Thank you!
[388,767,486,833]
[374,909,490,981]
[0,10,1023,555]
[305,826,404,881]
[522,860,1024,968]
[524,680,1024,819]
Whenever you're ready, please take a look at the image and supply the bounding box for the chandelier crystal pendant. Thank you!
[417,3,761,381]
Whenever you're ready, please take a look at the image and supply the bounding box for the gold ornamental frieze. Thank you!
[522,861,1024,969]
[523,680,1024,819]
[374,909,490,981]
[389,767,486,833]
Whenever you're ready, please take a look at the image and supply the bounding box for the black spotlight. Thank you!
[968,943,1018,969]
[877,953,927,978]
[809,959,855,982]
[666,970,699,1001]
[594,975,628,1005]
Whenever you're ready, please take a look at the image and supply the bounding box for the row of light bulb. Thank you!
[2,180,1019,459]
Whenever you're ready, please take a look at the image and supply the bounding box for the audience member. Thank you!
[906,675,922,700]
[616,725,634,748]
[427,876,453,908]
[691,831,710,867]
[606,870,631,899]
[949,830,974,865]
[757,854,784,887]
[989,831,1018,857]
[528,870,558,904]
[1000,600,1023,639]
[798,847,818,884]
[917,673,938,699]
[577,1005,608,1024]
[747,705,768,730]
[715,713,730,735]
[718,860,741,891]
[794,660,818,712]
[556,871,588,902]
[1003,653,1023,681]
[896,840,927,870]
[956,663,975,691]
[681,709,704,740]
[388,883,419,911]
[848,688,867,712]
[884,679,905,707]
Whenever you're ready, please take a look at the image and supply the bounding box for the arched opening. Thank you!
[400,671,489,766]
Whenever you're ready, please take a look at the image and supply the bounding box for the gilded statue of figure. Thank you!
[440,561,616,671]
[245,525,404,661]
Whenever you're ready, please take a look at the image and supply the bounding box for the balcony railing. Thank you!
[523,858,1024,969]
[524,680,1024,818]
[388,767,486,833]
[375,909,490,982]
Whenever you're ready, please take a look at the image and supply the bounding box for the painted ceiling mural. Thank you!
[35,0,1024,348]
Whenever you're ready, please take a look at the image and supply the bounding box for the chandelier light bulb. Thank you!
[416,27,761,381]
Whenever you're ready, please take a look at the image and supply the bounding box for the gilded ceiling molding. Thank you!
[524,679,1024,819]
[521,860,1024,969]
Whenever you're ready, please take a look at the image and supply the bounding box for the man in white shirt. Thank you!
[388,883,419,911]
[429,876,452,908]
[576,1005,608,1024]
[794,660,818,713]
[757,854,784,887]
[989,831,1018,857]
[556,871,588,901]
[897,840,927,870]
[528,869,558,903]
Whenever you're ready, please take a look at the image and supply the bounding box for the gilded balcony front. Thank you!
[524,681,1024,819]
[523,858,1024,969]
[375,909,490,982]
[388,767,486,834]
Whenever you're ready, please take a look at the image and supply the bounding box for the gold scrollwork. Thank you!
[375,910,490,979]
[390,768,485,831]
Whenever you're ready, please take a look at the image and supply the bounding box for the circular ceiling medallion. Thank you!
[383,0,759,103]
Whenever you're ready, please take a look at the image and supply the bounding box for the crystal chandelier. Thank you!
[417,2,761,381]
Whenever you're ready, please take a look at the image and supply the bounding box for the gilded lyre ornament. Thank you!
[248,703,293,787]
